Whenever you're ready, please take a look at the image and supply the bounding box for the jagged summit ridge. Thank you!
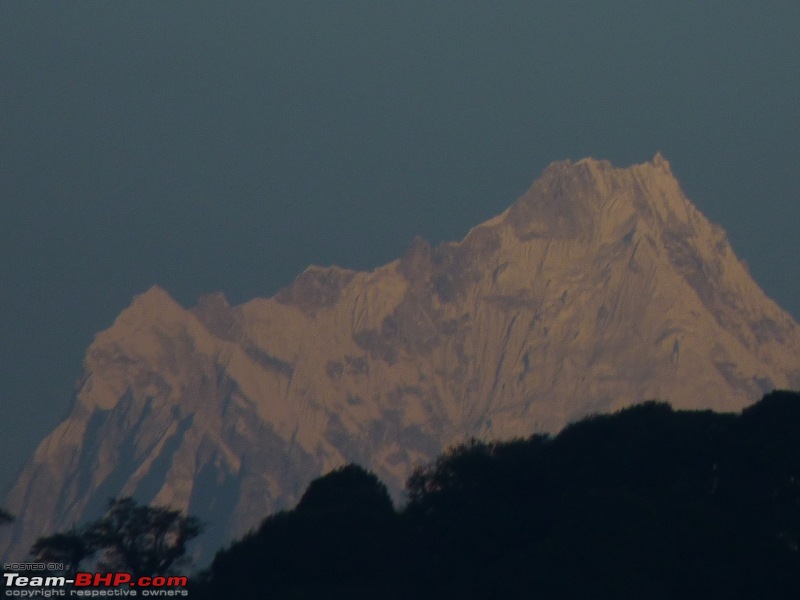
[3,155,799,564]
[508,154,692,243]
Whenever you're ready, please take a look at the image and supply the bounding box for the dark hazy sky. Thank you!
[1,1,798,493]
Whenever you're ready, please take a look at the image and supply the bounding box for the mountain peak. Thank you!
[100,285,186,339]
[275,264,357,316]
[127,284,182,315]
[192,292,243,341]
[4,156,799,566]
[505,154,698,245]
[651,150,670,170]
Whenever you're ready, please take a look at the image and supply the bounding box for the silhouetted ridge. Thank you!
[193,391,800,600]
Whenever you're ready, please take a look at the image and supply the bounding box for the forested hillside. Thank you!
[193,390,800,599]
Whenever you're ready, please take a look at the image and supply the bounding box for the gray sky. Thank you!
[2,1,799,494]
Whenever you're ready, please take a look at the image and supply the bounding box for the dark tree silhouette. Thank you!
[197,465,400,599]
[31,498,202,578]
[191,391,800,600]
[0,508,13,525]
[30,529,90,577]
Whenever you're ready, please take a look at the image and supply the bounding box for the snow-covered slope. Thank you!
[3,155,799,562]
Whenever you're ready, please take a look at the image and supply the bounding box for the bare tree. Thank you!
[31,498,202,578]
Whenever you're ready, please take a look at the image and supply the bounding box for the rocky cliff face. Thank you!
[3,155,799,563]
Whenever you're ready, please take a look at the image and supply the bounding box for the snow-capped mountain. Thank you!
[3,155,799,562]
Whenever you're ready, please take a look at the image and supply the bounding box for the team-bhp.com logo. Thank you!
[3,570,188,597]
